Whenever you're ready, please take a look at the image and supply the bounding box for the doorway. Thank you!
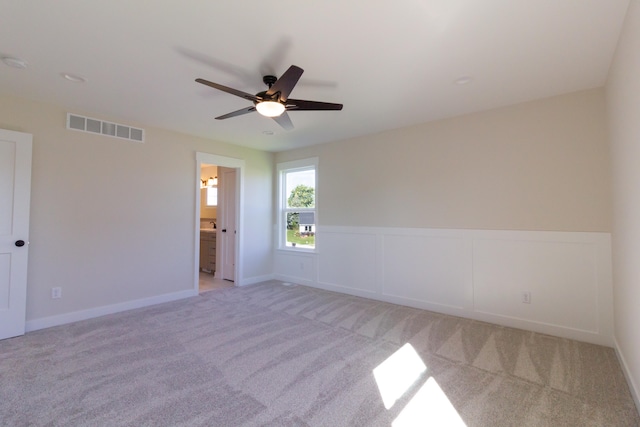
[194,153,244,293]
[198,163,225,292]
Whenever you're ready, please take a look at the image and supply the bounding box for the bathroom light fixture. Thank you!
[201,176,218,188]
[255,101,285,117]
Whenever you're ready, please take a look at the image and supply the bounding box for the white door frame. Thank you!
[194,152,244,291]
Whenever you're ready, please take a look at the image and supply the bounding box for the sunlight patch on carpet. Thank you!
[373,343,427,410]
[392,377,467,427]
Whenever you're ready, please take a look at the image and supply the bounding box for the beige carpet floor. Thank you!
[1,280,638,426]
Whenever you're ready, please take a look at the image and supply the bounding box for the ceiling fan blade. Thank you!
[286,99,343,111]
[272,112,294,131]
[196,78,260,102]
[266,65,304,102]
[178,47,256,82]
[259,37,292,77]
[215,106,256,120]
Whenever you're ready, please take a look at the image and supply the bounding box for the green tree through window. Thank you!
[288,184,315,208]
[287,185,314,230]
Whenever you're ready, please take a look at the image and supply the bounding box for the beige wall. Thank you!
[0,95,273,321]
[606,0,640,407]
[276,88,611,232]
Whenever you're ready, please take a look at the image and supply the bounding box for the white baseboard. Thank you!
[614,337,640,415]
[276,274,379,299]
[287,276,611,346]
[25,289,198,332]
[273,274,316,289]
[238,274,275,286]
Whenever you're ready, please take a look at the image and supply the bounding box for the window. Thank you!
[206,187,218,206]
[278,158,317,250]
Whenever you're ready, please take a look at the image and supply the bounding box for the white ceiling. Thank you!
[0,1,630,152]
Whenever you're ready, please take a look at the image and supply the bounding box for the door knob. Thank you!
[222,229,227,233]
[15,240,25,247]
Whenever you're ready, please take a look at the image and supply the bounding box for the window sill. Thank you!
[277,246,317,254]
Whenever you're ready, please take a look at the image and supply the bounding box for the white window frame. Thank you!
[277,157,318,252]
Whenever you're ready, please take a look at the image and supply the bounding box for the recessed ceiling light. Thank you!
[262,130,274,136]
[454,76,473,85]
[61,73,87,83]
[2,56,28,69]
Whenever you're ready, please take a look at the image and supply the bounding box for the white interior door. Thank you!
[222,168,236,281]
[0,129,32,340]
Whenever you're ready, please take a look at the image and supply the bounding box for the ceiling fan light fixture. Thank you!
[256,101,285,117]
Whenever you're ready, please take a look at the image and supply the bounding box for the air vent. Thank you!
[66,113,144,143]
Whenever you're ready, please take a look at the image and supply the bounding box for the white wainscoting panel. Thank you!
[272,226,613,346]
[318,232,378,293]
[382,234,470,310]
[274,251,315,284]
[473,239,598,333]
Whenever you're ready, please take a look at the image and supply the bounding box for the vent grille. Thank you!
[66,113,144,143]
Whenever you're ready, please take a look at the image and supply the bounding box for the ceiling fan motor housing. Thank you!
[259,75,282,104]
[254,91,280,106]
[263,75,278,88]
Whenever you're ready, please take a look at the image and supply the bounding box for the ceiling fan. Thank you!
[196,65,342,131]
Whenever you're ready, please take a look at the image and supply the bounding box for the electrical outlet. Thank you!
[51,287,62,299]
[522,291,531,304]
